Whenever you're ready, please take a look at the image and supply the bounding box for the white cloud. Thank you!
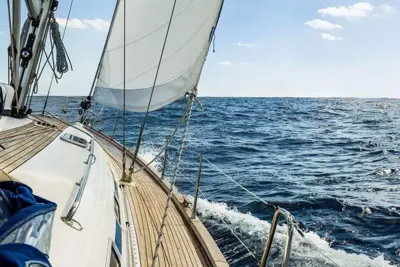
[304,19,343,30]
[56,17,110,32]
[236,42,256,48]
[56,18,88,29]
[82,19,110,32]
[380,4,395,13]
[240,61,250,65]
[219,61,233,65]
[318,2,374,19]
[321,33,343,41]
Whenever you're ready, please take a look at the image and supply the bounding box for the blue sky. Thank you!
[1,0,399,97]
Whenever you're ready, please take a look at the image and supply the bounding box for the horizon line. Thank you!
[34,95,400,99]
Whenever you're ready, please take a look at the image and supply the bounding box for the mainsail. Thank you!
[93,0,223,112]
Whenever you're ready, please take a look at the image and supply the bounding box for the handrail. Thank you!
[259,207,295,267]
[164,142,300,265]
[61,138,96,230]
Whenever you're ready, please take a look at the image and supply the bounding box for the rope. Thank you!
[49,13,71,74]
[151,96,193,267]
[175,165,341,266]
[129,0,178,174]
[129,97,192,174]
[175,168,259,261]
[169,144,343,266]
[202,156,277,210]
[42,0,74,114]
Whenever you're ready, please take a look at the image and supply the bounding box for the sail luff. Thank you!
[191,0,224,95]
[93,0,223,112]
[88,0,121,97]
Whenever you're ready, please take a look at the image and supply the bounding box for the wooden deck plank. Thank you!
[85,126,228,267]
[0,129,54,167]
[0,122,36,139]
[112,156,205,267]
[145,177,203,267]
[130,187,153,267]
[133,184,171,267]
[132,172,197,267]
[149,182,202,267]
[0,129,46,153]
[127,189,149,267]
[0,116,66,176]
[109,154,203,267]
[4,130,60,173]
[112,160,174,267]
[134,186,166,267]
[113,156,172,266]
[112,158,186,267]
[129,175,179,267]
[0,123,45,144]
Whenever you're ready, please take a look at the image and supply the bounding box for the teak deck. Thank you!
[109,156,206,267]
[88,129,229,267]
[0,115,228,267]
[0,116,66,173]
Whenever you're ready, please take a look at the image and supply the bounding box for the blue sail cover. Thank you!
[0,181,56,267]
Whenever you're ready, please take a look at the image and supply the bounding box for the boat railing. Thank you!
[259,207,296,267]
[158,140,344,267]
[61,138,96,231]
[48,107,338,265]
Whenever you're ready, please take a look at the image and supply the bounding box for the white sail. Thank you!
[93,0,223,112]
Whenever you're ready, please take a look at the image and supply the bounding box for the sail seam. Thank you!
[109,13,213,89]
[107,0,196,52]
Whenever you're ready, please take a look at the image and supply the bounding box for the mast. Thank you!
[13,0,54,116]
[88,0,121,97]
[12,0,21,91]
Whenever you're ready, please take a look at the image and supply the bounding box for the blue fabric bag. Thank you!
[0,181,56,267]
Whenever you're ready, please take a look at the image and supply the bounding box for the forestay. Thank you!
[93,0,223,112]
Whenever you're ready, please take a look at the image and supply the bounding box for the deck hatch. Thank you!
[60,133,88,148]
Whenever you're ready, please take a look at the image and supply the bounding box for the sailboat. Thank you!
[0,0,298,266]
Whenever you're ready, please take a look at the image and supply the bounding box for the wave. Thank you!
[194,198,395,267]
[139,144,162,170]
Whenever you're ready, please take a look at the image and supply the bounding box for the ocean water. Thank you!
[32,96,399,267]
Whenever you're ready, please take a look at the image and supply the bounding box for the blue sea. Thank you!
[33,96,400,267]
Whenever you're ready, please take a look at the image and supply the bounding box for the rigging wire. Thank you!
[167,140,342,267]
[42,0,74,114]
[129,98,192,174]
[152,95,193,266]
[88,0,121,97]
[173,167,260,263]
[128,0,178,176]
[122,0,127,179]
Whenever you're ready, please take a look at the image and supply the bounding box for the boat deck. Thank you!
[0,114,228,267]
[108,157,206,267]
[88,129,228,267]
[0,115,66,173]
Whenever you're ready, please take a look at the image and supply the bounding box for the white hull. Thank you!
[0,114,227,267]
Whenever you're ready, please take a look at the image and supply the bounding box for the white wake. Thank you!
[195,198,394,267]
